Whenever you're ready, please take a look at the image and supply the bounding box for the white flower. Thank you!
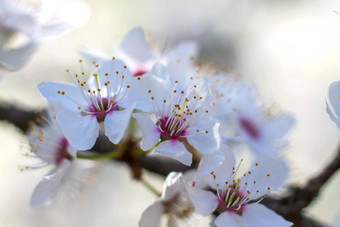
[133,78,220,166]
[139,172,196,227]
[0,0,90,72]
[187,148,292,227]
[38,59,164,150]
[327,81,340,129]
[81,27,199,78]
[25,106,92,207]
[209,75,294,156]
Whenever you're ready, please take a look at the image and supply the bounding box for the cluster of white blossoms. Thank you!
[0,0,89,74]
[25,27,296,226]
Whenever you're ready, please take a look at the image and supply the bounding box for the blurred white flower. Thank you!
[187,148,292,227]
[327,81,340,129]
[25,105,94,207]
[81,27,199,78]
[209,74,294,156]
[0,0,90,72]
[139,172,195,227]
[133,77,220,166]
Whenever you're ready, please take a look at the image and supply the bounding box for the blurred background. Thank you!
[1,0,340,226]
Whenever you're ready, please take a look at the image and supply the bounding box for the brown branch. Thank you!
[2,104,340,227]
[0,104,43,132]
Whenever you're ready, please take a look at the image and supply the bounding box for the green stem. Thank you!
[140,177,161,196]
[133,141,162,156]
[77,151,120,160]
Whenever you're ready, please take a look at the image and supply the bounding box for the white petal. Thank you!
[38,0,90,39]
[104,103,135,144]
[0,41,38,71]
[139,201,165,227]
[133,113,160,150]
[79,47,108,65]
[164,41,199,84]
[214,211,246,227]
[30,161,70,207]
[100,59,134,88]
[246,154,289,200]
[150,62,170,80]
[155,140,192,166]
[117,27,155,65]
[194,145,226,182]
[328,81,340,128]
[327,101,340,129]
[187,121,220,155]
[161,172,185,201]
[243,203,293,227]
[38,81,87,111]
[187,186,218,216]
[125,71,169,112]
[5,14,37,36]
[212,149,236,188]
[57,111,99,150]
[262,113,295,140]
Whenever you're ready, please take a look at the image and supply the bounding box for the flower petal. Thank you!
[139,201,165,227]
[5,14,37,36]
[0,41,38,71]
[187,186,218,216]
[57,111,99,150]
[328,81,340,129]
[155,140,192,166]
[242,203,293,227]
[161,172,185,201]
[117,27,155,65]
[133,113,160,150]
[38,81,87,112]
[212,148,236,188]
[194,145,226,182]
[124,69,169,112]
[79,47,108,65]
[164,41,199,85]
[104,103,135,144]
[327,101,340,129]
[262,113,295,140]
[37,0,90,39]
[246,154,289,200]
[187,121,220,155]
[214,211,246,227]
[30,160,70,207]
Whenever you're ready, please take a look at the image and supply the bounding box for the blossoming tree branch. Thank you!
[0,2,339,226]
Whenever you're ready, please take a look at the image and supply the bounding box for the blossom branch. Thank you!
[1,104,339,226]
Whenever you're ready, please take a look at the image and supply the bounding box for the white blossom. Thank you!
[0,0,90,72]
[38,59,162,150]
[133,75,220,166]
[25,105,94,207]
[187,148,292,227]
[139,172,195,227]
[81,27,199,78]
[209,74,294,156]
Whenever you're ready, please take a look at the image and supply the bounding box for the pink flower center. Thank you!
[88,97,118,122]
[158,116,188,141]
[54,137,71,165]
[133,68,148,76]
[217,188,246,215]
[239,117,260,139]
